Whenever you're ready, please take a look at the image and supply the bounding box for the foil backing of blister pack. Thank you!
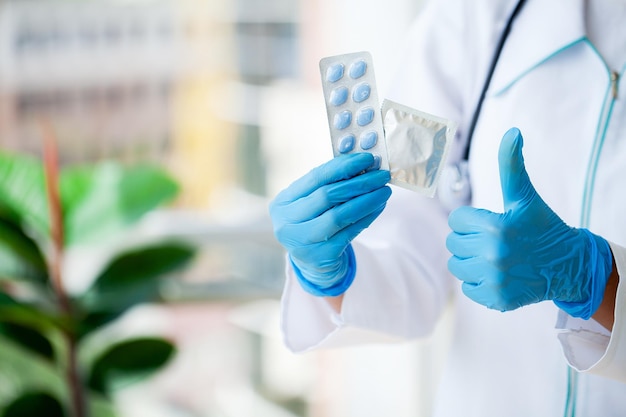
[382,99,456,197]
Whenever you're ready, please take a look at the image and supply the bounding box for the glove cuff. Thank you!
[290,245,357,297]
[554,229,613,320]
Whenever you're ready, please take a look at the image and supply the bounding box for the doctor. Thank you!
[269,0,626,416]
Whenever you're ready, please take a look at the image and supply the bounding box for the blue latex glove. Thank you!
[269,153,392,296]
[446,128,613,319]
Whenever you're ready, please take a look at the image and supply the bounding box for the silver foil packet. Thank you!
[382,99,456,197]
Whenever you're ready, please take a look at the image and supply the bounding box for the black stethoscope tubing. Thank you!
[462,0,527,161]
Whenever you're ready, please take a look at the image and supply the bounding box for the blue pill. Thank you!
[338,135,356,153]
[326,63,344,83]
[356,107,375,126]
[352,83,371,103]
[367,154,382,171]
[360,131,378,150]
[333,110,352,130]
[329,86,349,106]
[349,60,367,78]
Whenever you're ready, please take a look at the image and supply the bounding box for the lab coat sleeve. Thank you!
[556,241,626,383]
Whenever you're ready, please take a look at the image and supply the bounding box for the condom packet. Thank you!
[319,51,389,170]
[381,99,456,197]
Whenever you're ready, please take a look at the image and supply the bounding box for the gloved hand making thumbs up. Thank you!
[446,127,613,319]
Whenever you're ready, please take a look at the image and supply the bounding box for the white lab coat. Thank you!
[280,0,626,416]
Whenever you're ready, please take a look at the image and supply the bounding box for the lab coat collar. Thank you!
[489,0,587,95]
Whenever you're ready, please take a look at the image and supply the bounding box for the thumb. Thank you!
[498,127,535,210]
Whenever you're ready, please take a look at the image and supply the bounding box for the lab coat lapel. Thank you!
[489,0,587,95]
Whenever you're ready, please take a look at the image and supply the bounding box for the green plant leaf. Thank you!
[1,391,66,417]
[74,311,123,340]
[61,163,179,246]
[0,323,54,361]
[88,395,117,417]
[0,333,118,417]
[0,292,67,334]
[0,334,67,407]
[78,243,195,329]
[0,292,14,306]
[86,337,176,395]
[117,165,179,220]
[0,153,49,242]
[91,242,195,293]
[0,215,48,285]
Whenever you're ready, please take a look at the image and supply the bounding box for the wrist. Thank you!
[554,229,613,319]
[290,245,357,297]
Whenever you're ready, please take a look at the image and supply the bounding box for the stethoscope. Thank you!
[438,0,527,210]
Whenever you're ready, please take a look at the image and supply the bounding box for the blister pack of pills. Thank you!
[319,51,455,197]
[319,51,389,171]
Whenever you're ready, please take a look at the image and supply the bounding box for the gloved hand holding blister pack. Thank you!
[269,153,391,296]
[269,51,456,298]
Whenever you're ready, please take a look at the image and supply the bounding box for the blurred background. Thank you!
[0,0,456,416]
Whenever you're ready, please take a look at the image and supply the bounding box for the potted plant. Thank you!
[0,126,196,417]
